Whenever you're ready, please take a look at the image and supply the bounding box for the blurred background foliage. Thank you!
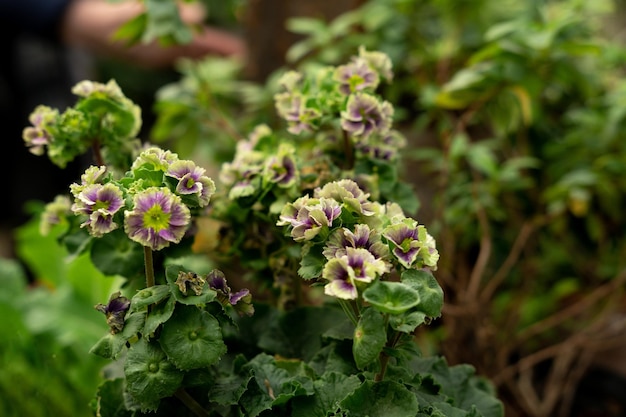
[4,0,626,416]
[0,205,122,417]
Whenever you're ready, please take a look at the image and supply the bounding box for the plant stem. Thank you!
[342,130,354,170]
[175,388,210,417]
[92,139,105,166]
[143,246,155,288]
[375,329,402,382]
[339,299,359,326]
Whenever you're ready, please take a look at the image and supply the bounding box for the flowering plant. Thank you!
[25,50,502,416]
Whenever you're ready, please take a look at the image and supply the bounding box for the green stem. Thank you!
[175,388,210,417]
[143,246,155,288]
[339,299,359,326]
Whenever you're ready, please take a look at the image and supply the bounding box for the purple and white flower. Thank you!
[95,291,131,334]
[207,269,254,315]
[354,129,407,161]
[277,70,303,91]
[315,179,377,216]
[263,144,298,188]
[22,105,58,155]
[358,46,393,82]
[383,219,439,270]
[131,146,179,172]
[340,93,393,137]
[124,187,191,251]
[323,224,390,267]
[81,165,107,185]
[71,183,124,237]
[208,269,250,305]
[334,56,380,95]
[275,92,321,135]
[72,79,125,101]
[277,196,342,242]
[166,160,216,207]
[323,247,388,300]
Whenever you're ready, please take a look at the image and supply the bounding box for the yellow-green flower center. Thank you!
[143,204,171,231]
[349,74,364,92]
[94,200,110,211]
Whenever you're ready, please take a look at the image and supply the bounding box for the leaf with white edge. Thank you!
[353,307,386,370]
[124,338,184,411]
[363,280,421,314]
[159,304,226,370]
[402,270,444,318]
[130,285,171,312]
[339,380,419,417]
[92,378,132,417]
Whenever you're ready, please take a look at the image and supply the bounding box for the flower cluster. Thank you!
[22,80,141,169]
[219,125,299,202]
[68,146,215,251]
[278,180,439,300]
[272,46,404,162]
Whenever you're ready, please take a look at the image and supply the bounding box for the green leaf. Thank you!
[390,311,427,333]
[76,97,136,138]
[0,259,28,299]
[352,307,386,370]
[133,166,166,187]
[363,281,421,314]
[143,0,192,45]
[124,338,184,411]
[89,311,146,359]
[208,371,254,406]
[292,372,361,417]
[239,353,314,417]
[256,305,347,362]
[130,285,171,311]
[340,380,419,417]
[466,144,498,177]
[286,17,327,35]
[159,305,226,370]
[90,229,144,278]
[450,133,470,161]
[409,357,503,417]
[298,243,325,279]
[402,270,444,318]
[111,13,147,45]
[143,296,176,338]
[92,378,133,417]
